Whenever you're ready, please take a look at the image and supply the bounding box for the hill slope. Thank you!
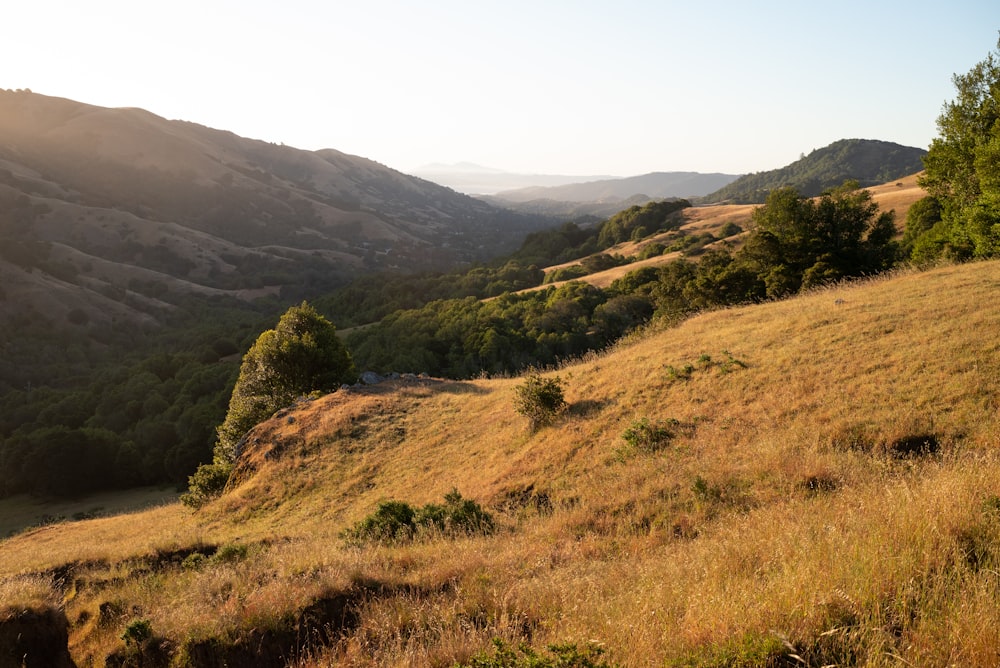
[0,89,552,329]
[701,138,926,203]
[2,260,999,666]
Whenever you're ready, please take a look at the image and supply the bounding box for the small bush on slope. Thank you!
[345,490,495,544]
[513,371,567,431]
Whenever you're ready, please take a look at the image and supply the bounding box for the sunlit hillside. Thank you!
[2,258,999,666]
[535,173,926,291]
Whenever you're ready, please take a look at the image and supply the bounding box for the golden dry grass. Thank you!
[2,260,999,666]
[534,174,927,292]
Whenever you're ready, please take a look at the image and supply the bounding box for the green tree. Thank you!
[214,302,356,465]
[919,37,1000,260]
[741,182,897,296]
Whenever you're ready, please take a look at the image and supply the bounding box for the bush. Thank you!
[347,500,418,542]
[513,371,567,431]
[718,221,743,238]
[346,490,494,544]
[180,462,233,509]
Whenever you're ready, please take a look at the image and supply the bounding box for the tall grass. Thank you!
[1,261,999,666]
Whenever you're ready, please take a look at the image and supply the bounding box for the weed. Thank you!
[666,351,747,382]
[212,542,249,564]
[459,638,616,667]
[620,418,678,455]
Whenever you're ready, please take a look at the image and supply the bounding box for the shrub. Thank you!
[718,221,743,238]
[347,500,418,542]
[416,489,496,536]
[513,371,567,431]
[180,462,233,509]
[346,490,494,544]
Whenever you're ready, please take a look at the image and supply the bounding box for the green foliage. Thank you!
[346,283,620,379]
[918,38,1000,262]
[513,372,567,431]
[741,181,898,296]
[346,490,495,544]
[214,301,355,466]
[122,619,153,646]
[901,196,943,257]
[458,638,616,668]
[514,201,689,267]
[669,631,790,667]
[179,462,233,509]
[718,221,743,238]
[212,542,250,563]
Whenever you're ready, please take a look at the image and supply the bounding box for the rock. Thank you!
[360,371,384,385]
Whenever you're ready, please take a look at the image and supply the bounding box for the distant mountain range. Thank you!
[409,163,619,196]
[0,90,553,331]
[464,171,741,221]
[491,171,741,203]
[700,139,927,204]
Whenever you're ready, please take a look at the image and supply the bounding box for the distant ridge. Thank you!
[409,163,616,195]
[492,171,740,203]
[700,138,926,204]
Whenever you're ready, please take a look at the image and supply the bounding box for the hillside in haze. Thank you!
[0,90,553,333]
[3,261,999,666]
[493,171,740,203]
[409,162,617,195]
[700,138,927,203]
[477,171,739,221]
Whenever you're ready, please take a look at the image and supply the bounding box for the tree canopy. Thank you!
[214,302,355,465]
[917,37,1000,260]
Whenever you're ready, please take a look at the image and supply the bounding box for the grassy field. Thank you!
[3,258,999,667]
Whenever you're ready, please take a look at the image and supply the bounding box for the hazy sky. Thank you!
[5,1,999,176]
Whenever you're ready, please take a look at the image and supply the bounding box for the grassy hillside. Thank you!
[3,259,999,666]
[532,173,926,291]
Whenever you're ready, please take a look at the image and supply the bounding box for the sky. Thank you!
[4,1,1000,177]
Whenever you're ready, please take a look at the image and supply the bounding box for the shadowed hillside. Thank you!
[2,260,999,666]
[0,89,552,330]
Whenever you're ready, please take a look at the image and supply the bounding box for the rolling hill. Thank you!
[700,138,927,203]
[0,89,553,331]
[2,259,998,666]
